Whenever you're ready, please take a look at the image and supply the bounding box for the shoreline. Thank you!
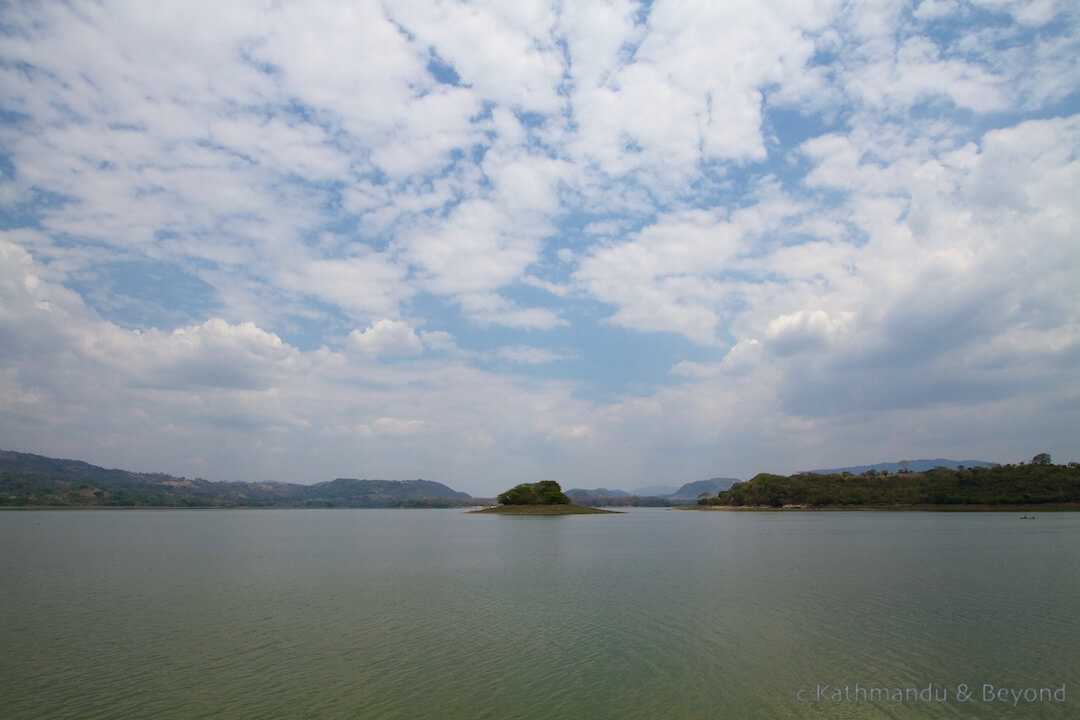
[469,504,621,515]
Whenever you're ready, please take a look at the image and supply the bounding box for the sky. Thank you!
[1,0,1078,496]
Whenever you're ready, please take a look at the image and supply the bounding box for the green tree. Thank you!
[497,480,571,505]
[1032,453,1052,466]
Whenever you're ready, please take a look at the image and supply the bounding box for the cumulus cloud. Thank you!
[347,320,425,357]
[764,310,853,357]
[574,210,742,344]
[115,319,302,391]
[0,238,310,460]
[722,339,764,376]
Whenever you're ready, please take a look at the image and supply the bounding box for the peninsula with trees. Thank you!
[696,455,1080,509]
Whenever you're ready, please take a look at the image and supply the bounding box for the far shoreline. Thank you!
[4,502,1078,513]
[681,502,1080,512]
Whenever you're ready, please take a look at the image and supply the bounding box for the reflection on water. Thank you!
[1,509,1077,719]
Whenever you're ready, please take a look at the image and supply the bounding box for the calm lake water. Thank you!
[2,508,1078,719]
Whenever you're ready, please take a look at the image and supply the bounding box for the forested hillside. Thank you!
[700,459,1079,508]
[0,450,471,507]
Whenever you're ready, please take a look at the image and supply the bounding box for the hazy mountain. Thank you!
[565,487,631,498]
[0,449,471,507]
[670,478,740,499]
[632,485,680,497]
[811,459,994,475]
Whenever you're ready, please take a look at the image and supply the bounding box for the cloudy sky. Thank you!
[1,0,1077,495]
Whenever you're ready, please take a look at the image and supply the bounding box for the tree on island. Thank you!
[497,480,571,505]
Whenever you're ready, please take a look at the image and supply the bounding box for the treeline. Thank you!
[389,498,491,508]
[700,461,1080,508]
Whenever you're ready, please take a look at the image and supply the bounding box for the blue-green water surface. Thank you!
[2,509,1077,719]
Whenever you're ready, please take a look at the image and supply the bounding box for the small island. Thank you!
[470,480,619,515]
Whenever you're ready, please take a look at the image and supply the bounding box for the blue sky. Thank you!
[1,0,1077,496]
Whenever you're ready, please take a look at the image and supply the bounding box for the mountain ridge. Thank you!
[810,458,994,475]
[565,487,631,498]
[0,449,471,507]
[670,478,740,498]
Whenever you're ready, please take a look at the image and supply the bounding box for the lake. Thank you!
[2,508,1077,718]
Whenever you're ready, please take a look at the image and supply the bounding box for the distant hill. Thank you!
[0,449,471,508]
[811,459,994,475]
[632,484,679,497]
[304,478,471,507]
[670,478,740,499]
[566,487,630,498]
[564,494,680,507]
[564,485,679,507]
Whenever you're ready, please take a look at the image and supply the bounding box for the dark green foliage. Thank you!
[699,462,1080,507]
[1032,453,1052,466]
[497,480,571,505]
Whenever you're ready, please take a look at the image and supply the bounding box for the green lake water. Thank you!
[2,508,1077,718]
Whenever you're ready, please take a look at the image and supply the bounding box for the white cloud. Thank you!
[562,0,838,193]
[846,34,1010,113]
[386,0,565,115]
[454,292,565,330]
[402,199,543,295]
[360,417,431,437]
[348,320,424,358]
[419,330,458,353]
[764,310,853,357]
[547,424,596,444]
[496,346,574,364]
[722,338,764,375]
[574,209,742,344]
[0,238,309,444]
[114,319,302,391]
[278,255,410,321]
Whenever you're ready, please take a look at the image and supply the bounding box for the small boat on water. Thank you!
[1019,515,1036,519]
